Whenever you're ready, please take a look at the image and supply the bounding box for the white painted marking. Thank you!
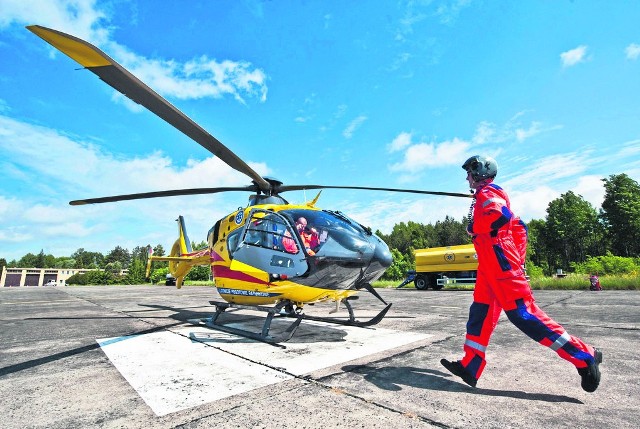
[97,332,292,416]
[98,323,431,416]
[184,322,430,376]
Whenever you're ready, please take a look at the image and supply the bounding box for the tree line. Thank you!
[2,174,639,282]
[376,174,640,279]
[0,242,211,285]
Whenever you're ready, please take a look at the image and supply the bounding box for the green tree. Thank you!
[544,191,605,271]
[381,248,412,280]
[191,240,208,250]
[150,266,170,283]
[151,244,168,269]
[186,265,211,281]
[18,253,38,267]
[35,249,46,268]
[67,270,115,285]
[380,221,438,256]
[525,219,550,274]
[104,261,123,275]
[434,216,470,247]
[55,257,76,268]
[131,245,151,263]
[126,259,147,284]
[105,246,131,268]
[71,248,104,268]
[571,252,639,275]
[601,174,640,257]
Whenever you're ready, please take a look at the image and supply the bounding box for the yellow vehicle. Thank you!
[413,244,477,290]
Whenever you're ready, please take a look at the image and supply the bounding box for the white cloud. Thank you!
[388,114,563,179]
[342,115,368,139]
[0,0,109,43]
[560,45,589,68]
[472,121,495,145]
[388,132,413,153]
[1,0,268,104]
[503,152,589,191]
[509,185,560,221]
[435,0,472,25]
[0,114,270,260]
[389,137,470,173]
[507,175,605,222]
[625,43,640,60]
[573,175,606,209]
[515,122,543,142]
[469,112,561,146]
[335,195,471,235]
[0,115,266,196]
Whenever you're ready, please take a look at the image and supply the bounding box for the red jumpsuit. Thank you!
[460,181,597,381]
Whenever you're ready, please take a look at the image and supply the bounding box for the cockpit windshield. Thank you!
[280,209,373,257]
[229,207,386,287]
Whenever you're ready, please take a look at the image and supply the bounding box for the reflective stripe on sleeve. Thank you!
[482,197,506,208]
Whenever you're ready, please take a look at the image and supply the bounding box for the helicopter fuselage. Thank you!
[208,203,392,306]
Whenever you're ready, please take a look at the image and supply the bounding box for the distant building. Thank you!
[0,266,127,287]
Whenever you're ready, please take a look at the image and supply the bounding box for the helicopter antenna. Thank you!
[306,191,322,207]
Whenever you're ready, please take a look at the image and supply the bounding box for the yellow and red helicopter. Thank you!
[28,25,471,343]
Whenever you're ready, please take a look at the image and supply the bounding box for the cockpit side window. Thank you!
[241,211,300,254]
[227,229,242,257]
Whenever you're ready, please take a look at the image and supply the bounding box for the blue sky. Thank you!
[1,0,639,262]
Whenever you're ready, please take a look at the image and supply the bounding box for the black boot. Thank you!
[578,348,603,392]
[440,359,477,387]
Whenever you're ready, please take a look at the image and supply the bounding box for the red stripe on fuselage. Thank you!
[210,250,225,262]
[212,264,268,285]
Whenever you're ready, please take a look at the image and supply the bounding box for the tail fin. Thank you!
[145,245,154,279]
[145,216,210,289]
[177,215,193,254]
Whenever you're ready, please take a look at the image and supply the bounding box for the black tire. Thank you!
[414,275,429,290]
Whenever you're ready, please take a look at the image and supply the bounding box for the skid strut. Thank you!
[191,284,391,343]
[190,300,303,344]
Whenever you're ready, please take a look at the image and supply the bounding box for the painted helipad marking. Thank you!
[183,321,430,375]
[98,323,430,416]
[97,332,292,416]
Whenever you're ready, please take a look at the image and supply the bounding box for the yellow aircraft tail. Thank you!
[145,216,210,289]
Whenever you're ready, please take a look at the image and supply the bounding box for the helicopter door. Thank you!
[232,209,309,279]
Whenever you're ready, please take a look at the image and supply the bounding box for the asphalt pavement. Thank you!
[0,285,637,429]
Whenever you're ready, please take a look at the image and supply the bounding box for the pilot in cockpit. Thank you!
[282,217,320,255]
[296,217,320,255]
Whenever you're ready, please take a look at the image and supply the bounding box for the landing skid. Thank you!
[190,285,392,343]
[190,300,302,344]
[287,299,392,327]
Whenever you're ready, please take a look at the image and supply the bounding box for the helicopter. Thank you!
[28,25,471,343]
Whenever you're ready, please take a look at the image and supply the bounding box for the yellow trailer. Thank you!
[413,243,478,290]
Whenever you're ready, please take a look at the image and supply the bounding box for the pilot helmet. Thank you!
[462,155,498,182]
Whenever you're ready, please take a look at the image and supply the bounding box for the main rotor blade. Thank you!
[277,185,473,198]
[27,25,271,192]
[69,186,257,206]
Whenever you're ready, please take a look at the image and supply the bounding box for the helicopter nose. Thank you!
[360,236,393,285]
[373,238,393,268]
